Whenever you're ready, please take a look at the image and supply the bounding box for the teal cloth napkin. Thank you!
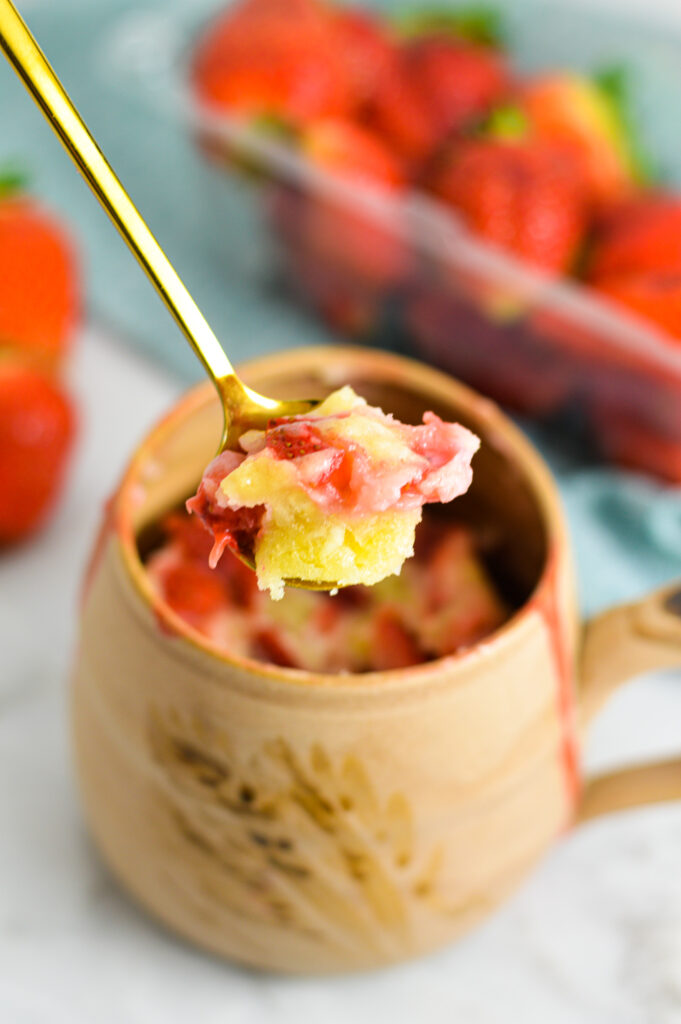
[2,0,681,617]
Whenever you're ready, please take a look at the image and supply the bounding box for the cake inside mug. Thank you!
[187,385,480,598]
[145,507,508,673]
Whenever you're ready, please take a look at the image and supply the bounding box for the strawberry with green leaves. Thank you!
[518,68,649,208]
[366,7,510,168]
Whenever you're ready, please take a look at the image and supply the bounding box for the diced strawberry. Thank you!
[266,420,326,459]
[162,562,227,623]
[0,359,76,543]
[252,626,299,668]
[163,510,215,562]
[186,471,264,568]
[372,608,424,670]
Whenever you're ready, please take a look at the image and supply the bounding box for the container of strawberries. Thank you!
[115,0,681,482]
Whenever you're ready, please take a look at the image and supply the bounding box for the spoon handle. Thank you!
[0,0,234,384]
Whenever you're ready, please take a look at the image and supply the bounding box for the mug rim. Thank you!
[112,346,570,691]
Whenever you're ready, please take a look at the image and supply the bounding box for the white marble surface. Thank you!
[1,323,681,1023]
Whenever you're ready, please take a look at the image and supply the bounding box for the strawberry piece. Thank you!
[266,420,326,460]
[162,562,227,624]
[0,196,79,371]
[252,626,299,668]
[163,510,215,562]
[0,359,76,543]
[190,0,352,127]
[426,138,588,273]
[186,451,265,567]
[371,608,424,670]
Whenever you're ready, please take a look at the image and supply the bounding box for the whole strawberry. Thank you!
[191,0,352,127]
[588,195,681,339]
[281,118,408,333]
[589,195,681,279]
[366,13,509,168]
[0,359,76,543]
[519,69,648,209]
[333,7,397,109]
[425,136,587,274]
[0,178,79,371]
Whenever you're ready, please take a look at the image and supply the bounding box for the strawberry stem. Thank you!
[393,5,504,47]
[594,65,656,185]
[483,104,529,141]
[0,161,28,199]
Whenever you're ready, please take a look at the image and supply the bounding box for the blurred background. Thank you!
[3,0,681,1020]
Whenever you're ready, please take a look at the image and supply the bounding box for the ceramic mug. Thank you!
[72,346,681,974]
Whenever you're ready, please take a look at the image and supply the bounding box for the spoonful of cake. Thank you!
[0,0,479,597]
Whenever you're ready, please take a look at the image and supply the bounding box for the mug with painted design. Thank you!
[72,346,681,974]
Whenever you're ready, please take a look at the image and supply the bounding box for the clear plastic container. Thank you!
[106,0,681,481]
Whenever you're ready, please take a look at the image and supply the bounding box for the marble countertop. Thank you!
[2,325,681,1024]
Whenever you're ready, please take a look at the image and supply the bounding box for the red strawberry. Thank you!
[519,70,647,208]
[190,0,352,127]
[588,195,681,280]
[372,608,423,670]
[299,118,408,285]
[366,34,509,168]
[162,562,226,624]
[0,193,79,371]
[593,270,681,340]
[0,359,76,543]
[266,420,326,459]
[405,35,509,137]
[303,117,405,189]
[333,7,397,108]
[425,138,587,273]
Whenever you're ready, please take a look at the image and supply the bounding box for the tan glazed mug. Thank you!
[72,346,681,974]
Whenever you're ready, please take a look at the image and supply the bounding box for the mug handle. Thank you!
[577,581,681,822]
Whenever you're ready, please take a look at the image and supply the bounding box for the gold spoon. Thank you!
[0,0,329,584]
